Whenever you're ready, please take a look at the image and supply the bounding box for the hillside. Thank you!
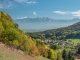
[0,42,50,60]
[28,22,80,40]
[0,42,35,60]
[0,11,63,60]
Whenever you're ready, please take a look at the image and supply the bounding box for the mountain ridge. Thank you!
[28,21,80,40]
[14,17,80,32]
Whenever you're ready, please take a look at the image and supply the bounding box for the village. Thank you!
[42,39,75,48]
[42,39,80,60]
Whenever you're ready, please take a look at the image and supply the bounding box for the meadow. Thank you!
[66,39,80,46]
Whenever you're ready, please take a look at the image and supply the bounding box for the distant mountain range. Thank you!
[28,21,80,40]
[14,17,80,32]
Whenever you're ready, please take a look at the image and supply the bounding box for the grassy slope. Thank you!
[0,42,36,60]
[0,50,21,60]
[0,50,50,60]
[35,56,50,60]
[0,46,50,60]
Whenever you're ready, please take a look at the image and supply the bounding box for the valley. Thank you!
[0,11,80,60]
[27,21,80,60]
[0,0,80,60]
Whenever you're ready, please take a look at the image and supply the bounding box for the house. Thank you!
[76,54,80,60]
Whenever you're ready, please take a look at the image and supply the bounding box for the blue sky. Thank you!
[1,0,80,19]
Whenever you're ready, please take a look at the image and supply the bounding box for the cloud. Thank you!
[0,0,13,9]
[53,10,80,17]
[26,1,36,4]
[71,10,80,17]
[53,10,67,15]
[14,0,28,3]
[0,0,37,9]
[17,16,27,19]
[33,12,37,15]
[15,0,37,4]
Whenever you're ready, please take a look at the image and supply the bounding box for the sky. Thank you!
[1,0,80,19]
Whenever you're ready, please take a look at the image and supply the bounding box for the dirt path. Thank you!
[0,43,35,60]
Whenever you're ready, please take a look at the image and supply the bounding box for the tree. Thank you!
[71,56,75,60]
[47,49,52,59]
[62,49,68,60]
[68,51,75,60]
[77,47,80,54]
[57,52,63,60]
[12,40,19,48]
[68,51,72,60]
[53,36,56,41]
[51,44,59,50]
[0,22,4,36]
[14,23,19,28]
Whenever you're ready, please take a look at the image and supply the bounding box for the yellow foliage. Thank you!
[0,22,4,31]
[12,40,19,47]
[30,43,40,56]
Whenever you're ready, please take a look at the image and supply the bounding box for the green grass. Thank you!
[35,56,51,60]
[66,39,80,45]
[58,48,71,52]
[58,49,63,52]
[0,50,21,60]
[58,39,80,52]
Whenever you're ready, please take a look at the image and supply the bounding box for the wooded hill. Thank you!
[28,21,80,40]
[0,11,63,60]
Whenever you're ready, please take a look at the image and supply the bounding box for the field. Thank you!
[58,39,80,52]
[66,39,80,46]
